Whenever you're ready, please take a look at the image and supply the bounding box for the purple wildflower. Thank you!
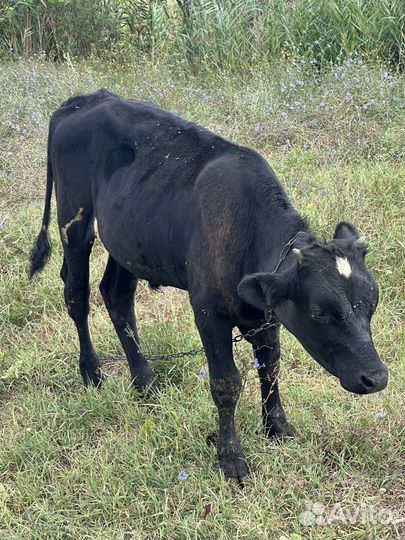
[253,358,260,369]
[178,471,188,481]
[199,368,207,379]
[376,412,387,420]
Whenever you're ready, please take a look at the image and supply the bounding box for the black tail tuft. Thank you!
[29,227,52,278]
[29,120,54,280]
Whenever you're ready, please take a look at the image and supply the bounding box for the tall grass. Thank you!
[152,0,405,71]
[0,0,123,59]
[0,0,404,69]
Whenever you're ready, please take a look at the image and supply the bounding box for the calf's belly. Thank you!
[95,211,189,290]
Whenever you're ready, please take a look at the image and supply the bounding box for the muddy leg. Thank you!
[194,305,248,481]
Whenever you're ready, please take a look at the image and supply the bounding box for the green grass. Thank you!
[1,0,404,69]
[0,58,404,539]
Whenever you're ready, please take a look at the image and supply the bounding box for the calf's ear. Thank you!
[334,221,360,241]
[237,272,291,311]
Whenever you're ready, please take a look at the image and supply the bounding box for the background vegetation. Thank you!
[0,1,404,539]
[0,0,404,70]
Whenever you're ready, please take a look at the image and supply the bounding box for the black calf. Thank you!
[30,89,388,480]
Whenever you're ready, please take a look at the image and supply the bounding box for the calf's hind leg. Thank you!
[60,215,102,387]
[99,256,157,392]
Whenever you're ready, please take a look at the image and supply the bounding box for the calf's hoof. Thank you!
[132,370,159,399]
[218,451,249,485]
[266,419,295,441]
[82,368,105,389]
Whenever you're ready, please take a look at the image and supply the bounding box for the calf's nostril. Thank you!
[360,374,375,389]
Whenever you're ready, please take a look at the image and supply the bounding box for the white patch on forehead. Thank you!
[336,256,352,278]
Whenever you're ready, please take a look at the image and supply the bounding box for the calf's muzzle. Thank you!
[340,363,389,395]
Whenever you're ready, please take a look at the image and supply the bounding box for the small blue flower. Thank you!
[253,358,260,369]
[178,471,188,481]
[199,368,207,378]
[0,223,4,230]
[376,412,387,420]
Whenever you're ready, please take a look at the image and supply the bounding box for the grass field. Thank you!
[0,57,404,539]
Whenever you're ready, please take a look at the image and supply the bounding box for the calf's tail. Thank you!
[29,139,53,279]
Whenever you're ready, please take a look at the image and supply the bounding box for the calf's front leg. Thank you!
[256,343,294,439]
[193,306,248,482]
[242,325,294,439]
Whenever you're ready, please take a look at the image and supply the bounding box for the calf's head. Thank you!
[238,222,388,394]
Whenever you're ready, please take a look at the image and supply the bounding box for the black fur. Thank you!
[29,147,53,278]
[29,227,51,278]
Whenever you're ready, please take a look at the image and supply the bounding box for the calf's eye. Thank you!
[310,312,329,323]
